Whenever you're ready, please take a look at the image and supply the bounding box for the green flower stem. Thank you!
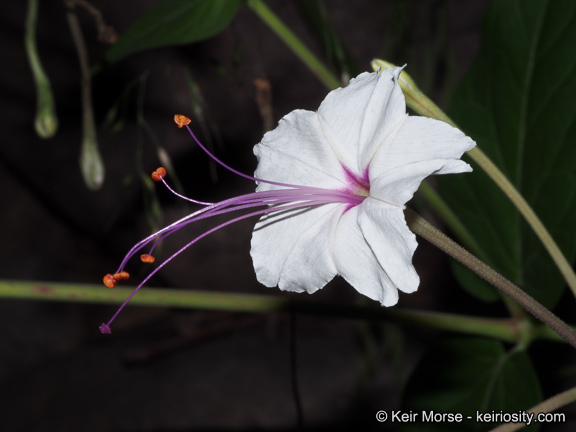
[25,0,58,138]
[418,181,524,319]
[245,1,487,284]
[242,9,491,289]
[246,0,341,90]
[405,207,576,349]
[373,59,576,300]
[243,6,568,315]
[1,279,565,342]
[489,386,576,432]
[418,181,487,262]
[64,0,104,190]
[470,147,576,299]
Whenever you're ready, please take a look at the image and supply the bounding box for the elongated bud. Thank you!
[103,274,117,288]
[371,59,418,92]
[80,127,105,190]
[371,59,453,125]
[25,0,58,138]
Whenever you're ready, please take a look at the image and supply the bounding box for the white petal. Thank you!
[250,203,342,293]
[254,110,348,192]
[332,204,411,306]
[317,68,407,175]
[358,198,419,296]
[370,116,476,206]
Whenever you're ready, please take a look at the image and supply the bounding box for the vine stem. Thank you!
[373,58,576,299]
[489,386,576,432]
[246,0,341,90]
[405,207,576,349]
[3,280,568,342]
[247,7,576,301]
[469,146,576,299]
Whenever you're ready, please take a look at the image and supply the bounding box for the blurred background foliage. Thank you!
[1,0,575,430]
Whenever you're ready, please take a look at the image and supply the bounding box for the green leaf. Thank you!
[104,0,240,63]
[439,0,576,307]
[400,337,541,432]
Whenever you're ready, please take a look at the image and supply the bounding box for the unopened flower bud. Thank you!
[371,59,454,126]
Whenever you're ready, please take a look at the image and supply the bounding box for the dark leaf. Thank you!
[104,0,240,63]
[439,0,576,307]
[401,337,541,431]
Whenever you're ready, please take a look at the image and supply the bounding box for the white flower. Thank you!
[100,67,475,334]
[250,67,475,306]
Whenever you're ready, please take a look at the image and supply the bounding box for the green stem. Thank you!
[240,9,538,320]
[405,207,576,349]
[418,181,487,261]
[243,4,509,303]
[390,64,576,299]
[25,0,58,138]
[469,146,576,299]
[243,7,568,315]
[419,181,525,319]
[246,0,341,90]
[489,386,576,432]
[64,0,105,190]
[2,280,565,342]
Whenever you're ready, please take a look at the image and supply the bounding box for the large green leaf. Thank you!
[400,338,541,432]
[439,0,576,307]
[104,0,240,63]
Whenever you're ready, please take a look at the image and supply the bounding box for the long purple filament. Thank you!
[100,199,337,333]
[100,123,367,334]
[185,124,309,190]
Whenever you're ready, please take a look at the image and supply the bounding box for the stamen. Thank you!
[174,114,191,128]
[140,254,155,263]
[103,274,116,288]
[100,200,330,333]
[151,167,166,182]
[99,115,367,334]
[150,165,214,206]
[182,121,312,190]
[113,271,130,281]
[159,177,214,206]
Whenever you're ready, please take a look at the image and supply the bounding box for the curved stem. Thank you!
[388,62,576,299]
[489,386,576,432]
[469,146,576,299]
[417,181,488,262]
[405,208,576,349]
[418,182,525,319]
[2,279,566,342]
[246,0,341,90]
[25,0,58,138]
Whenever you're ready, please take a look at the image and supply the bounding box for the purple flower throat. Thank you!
[99,115,368,334]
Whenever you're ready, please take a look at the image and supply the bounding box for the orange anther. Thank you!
[141,254,155,263]
[174,114,191,128]
[113,271,130,281]
[103,274,117,288]
[151,167,167,182]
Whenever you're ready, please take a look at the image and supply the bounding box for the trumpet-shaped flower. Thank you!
[99,67,475,334]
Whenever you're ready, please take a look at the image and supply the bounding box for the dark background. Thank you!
[4,1,559,431]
